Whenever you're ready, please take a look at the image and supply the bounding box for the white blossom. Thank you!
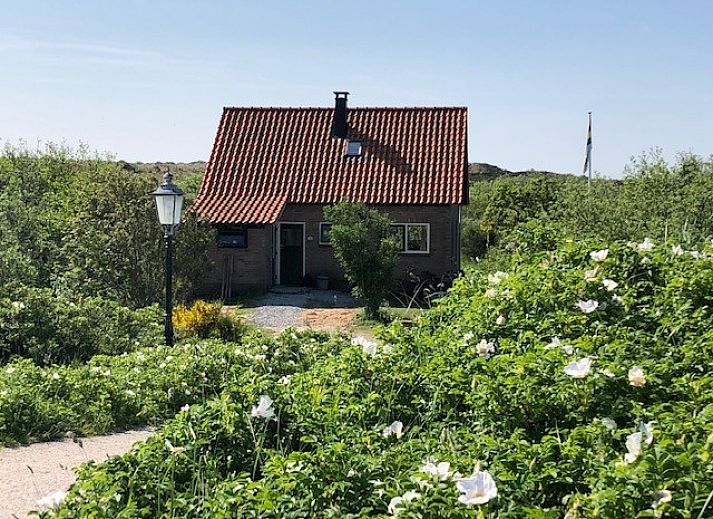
[652,489,672,511]
[545,337,574,354]
[628,366,647,387]
[640,421,656,445]
[11,301,25,310]
[599,368,615,378]
[484,288,497,298]
[51,372,61,380]
[638,237,655,251]
[455,470,498,505]
[600,417,617,430]
[624,431,642,464]
[125,389,136,397]
[495,315,506,326]
[180,404,190,412]
[37,490,66,510]
[387,490,421,516]
[602,278,618,291]
[690,250,701,259]
[352,336,378,356]
[382,420,404,439]
[564,357,593,379]
[545,336,563,349]
[278,374,292,385]
[612,294,623,304]
[285,460,304,473]
[590,249,609,262]
[671,245,684,256]
[487,271,508,285]
[584,267,599,282]
[577,300,599,314]
[420,461,452,480]
[476,339,496,358]
[251,395,275,419]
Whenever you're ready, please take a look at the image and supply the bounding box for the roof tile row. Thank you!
[192,106,468,224]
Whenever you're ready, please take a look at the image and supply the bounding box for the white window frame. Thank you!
[391,223,430,254]
[318,222,332,245]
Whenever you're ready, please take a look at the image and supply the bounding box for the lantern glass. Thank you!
[155,193,184,226]
[152,172,185,232]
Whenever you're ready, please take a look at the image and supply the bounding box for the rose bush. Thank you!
[34,238,713,518]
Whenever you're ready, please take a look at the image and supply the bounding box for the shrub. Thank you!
[324,201,400,319]
[42,239,713,518]
[0,287,162,366]
[463,152,713,261]
[173,300,248,341]
[0,330,337,445]
[0,143,215,307]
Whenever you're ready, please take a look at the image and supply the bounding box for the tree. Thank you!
[323,201,400,319]
[58,168,215,307]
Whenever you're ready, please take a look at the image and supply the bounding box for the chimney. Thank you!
[331,91,349,138]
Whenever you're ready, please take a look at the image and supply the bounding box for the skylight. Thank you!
[346,140,362,157]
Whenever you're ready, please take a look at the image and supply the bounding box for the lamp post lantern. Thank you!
[151,171,185,347]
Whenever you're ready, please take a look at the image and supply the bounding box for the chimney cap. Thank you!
[334,91,349,98]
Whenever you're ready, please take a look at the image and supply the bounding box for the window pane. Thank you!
[320,223,332,243]
[406,225,428,252]
[389,225,406,251]
[217,228,247,248]
[346,140,362,156]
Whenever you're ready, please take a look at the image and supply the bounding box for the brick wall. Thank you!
[280,204,460,284]
[201,225,274,297]
[200,204,461,298]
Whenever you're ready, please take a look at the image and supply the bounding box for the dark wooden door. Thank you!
[280,224,303,285]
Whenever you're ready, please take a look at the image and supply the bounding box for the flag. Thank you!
[583,112,592,175]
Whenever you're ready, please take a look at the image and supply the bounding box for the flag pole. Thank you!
[588,111,592,187]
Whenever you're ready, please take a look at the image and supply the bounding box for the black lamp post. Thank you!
[151,171,185,348]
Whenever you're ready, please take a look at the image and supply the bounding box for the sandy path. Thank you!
[0,429,153,519]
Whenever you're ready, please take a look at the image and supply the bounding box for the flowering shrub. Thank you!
[173,299,248,341]
[0,287,162,365]
[0,330,336,445]
[38,239,713,517]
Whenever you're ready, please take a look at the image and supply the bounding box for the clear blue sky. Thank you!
[1,1,711,177]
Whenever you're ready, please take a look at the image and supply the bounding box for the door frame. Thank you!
[275,221,306,285]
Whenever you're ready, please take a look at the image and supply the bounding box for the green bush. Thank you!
[0,330,337,445]
[463,152,713,261]
[41,239,713,518]
[0,287,163,366]
[324,201,400,319]
[0,143,215,308]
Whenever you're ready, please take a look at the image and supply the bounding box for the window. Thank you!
[390,223,430,254]
[346,140,362,157]
[319,222,332,245]
[217,225,248,248]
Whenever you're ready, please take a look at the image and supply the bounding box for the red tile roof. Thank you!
[192,105,468,224]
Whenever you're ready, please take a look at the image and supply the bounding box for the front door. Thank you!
[279,223,303,285]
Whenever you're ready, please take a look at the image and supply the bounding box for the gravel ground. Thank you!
[249,289,356,330]
[0,428,153,519]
